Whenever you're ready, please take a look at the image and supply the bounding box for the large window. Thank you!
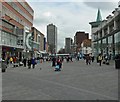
[115,32,120,54]
[0,31,1,44]
[98,40,102,53]
[93,41,98,56]
[1,31,17,46]
[108,36,113,54]
[102,38,107,54]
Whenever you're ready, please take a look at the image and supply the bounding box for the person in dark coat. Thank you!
[66,56,69,62]
[91,55,94,62]
[27,58,31,69]
[86,55,91,65]
[52,57,56,67]
[59,59,62,69]
[23,58,27,67]
[31,57,36,69]
[6,57,9,65]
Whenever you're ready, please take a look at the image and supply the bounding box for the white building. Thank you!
[81,42,92,55]
[89,3,120,58]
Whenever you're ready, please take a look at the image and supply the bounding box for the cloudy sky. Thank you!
[26,0,119,51]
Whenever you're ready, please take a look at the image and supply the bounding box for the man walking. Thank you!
[98,54,103,66]
[31,57,36,69]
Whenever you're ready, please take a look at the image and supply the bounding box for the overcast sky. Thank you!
[26,0,119,51]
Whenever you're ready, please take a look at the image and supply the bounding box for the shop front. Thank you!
[114,31,120,55]
[2,45,24,61]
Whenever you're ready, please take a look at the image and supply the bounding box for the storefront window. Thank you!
[1,31,17,46]
[93,42,98,56]
[98,40,101,53]
[115,31,120,54]
[108,36,113,55]
[102,38,107,54]
[0,31,1,44]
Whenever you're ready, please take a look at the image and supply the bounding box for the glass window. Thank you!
[0,31,1,43]
[115,32,120,54]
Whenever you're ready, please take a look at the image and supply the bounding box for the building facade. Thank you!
[47,23,57,54]
[81,39,92,55]
[74,31,89,52]
[0,1,34,60]
[89,4,120,59]
[65,37,73,54]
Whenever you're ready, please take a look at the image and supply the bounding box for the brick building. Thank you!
[74,31,89,52]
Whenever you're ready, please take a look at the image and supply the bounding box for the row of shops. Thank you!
[0,29,46,61]
[93,31,120,59]
[90,3,120,59]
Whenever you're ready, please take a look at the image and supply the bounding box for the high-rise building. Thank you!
[65,38,73,54]
[0,1,34,60]
[74,31,89,52]
[47,23,57,53]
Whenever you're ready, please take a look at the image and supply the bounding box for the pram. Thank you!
[55,65,61,71]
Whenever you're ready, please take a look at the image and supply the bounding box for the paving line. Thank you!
[31,76,117,100]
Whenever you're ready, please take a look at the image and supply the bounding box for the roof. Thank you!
[96,9,102,22]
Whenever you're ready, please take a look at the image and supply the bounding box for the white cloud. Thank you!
[43,12,52,17]
[27,1,119,51]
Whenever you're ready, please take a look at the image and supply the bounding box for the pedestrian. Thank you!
[55,57,62,71]
[91,56,94,62]
[77,55,79,61]
[86,54,91,65]
[13,56,17,64]
[59,59,62,69]
[6,57,10,65]
[27,58,31,69]
[23,58,27,67]
[66,56,69,62]
[31,57,36,69]
[10,57,13,64]
[52,57,56,67]
[61,56,64,62]
[70,56,73,62]
[98,54,103,66]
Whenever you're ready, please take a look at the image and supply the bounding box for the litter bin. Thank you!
[115,54,120,69]
[115,59,120,69]
[1,60,7,72]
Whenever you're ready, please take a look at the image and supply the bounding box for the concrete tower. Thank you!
[47,24,57,54]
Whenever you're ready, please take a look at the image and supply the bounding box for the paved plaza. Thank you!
[2,59,118,100]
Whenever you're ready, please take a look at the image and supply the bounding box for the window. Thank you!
[115,32,120,54]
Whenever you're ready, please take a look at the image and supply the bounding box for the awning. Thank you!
[39,51,46,54]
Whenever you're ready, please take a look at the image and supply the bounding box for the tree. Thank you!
[83,39,91,47]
